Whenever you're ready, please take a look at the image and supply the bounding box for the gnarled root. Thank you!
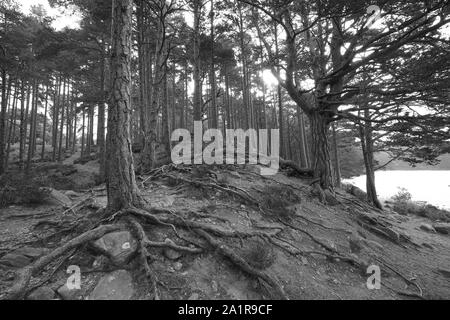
[195,229,289,300]
[5,224,123,300]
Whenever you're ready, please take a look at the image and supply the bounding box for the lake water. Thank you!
[344,171,450,210]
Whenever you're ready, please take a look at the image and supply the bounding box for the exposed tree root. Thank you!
[194,229,288,300]
[5,224,122,300]
[127,217,160,300]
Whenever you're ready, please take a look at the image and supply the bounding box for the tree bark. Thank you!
[0,70,9,174]
[310,110,333,190]
[106,0,141,211]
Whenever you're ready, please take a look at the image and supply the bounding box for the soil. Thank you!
[0,160,449,300]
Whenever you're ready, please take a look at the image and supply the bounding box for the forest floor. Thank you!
[0,156,449,300]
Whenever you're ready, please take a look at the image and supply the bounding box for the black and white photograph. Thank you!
[0,0,449,306]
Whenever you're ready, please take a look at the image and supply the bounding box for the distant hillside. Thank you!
[376,152,450,171]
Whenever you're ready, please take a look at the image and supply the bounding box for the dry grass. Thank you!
[243,239,276,270]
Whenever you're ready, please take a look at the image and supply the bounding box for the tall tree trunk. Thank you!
[297,106,309,168]
[161,62,170,157]
[81,109,85,158]
[106,0,141,211]
[331,122,341,188]
[359,112,383,210]
[19,81,26,169]
[309,110,333,190]
[26,80,38,173]
[58,78,67,161]
[41,88,48,160]
[0,70,9,174]
[98,57,107,179]
[52,76,61,162]
[209,0,217,128]
[5,79,18,171]
[192,0,202,123]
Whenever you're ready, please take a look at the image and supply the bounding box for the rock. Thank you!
[419,223,436,233]
[46,188,73,207]
[211,281,218,292]
[27,286,55,300]
[349,235,364,254]
[89,270,134,300]
[434,223,450,235]
[188,293,199,300]
[57,284,82,300]
[163,239,182,260]
[0,253,32,269]
[64,190,82,199]
[437,268,450,278]
[92,231,137,265]
[14,247,48,259]
[173,262,183,271]
[301,257,308,266]
[164,248,182,260]
[0,247,47,269]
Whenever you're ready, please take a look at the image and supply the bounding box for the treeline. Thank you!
[0,0,449,209]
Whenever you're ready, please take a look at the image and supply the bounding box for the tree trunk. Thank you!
[41,88,48,160]
[192,0,202,123]
[209,0,218,128]
[0,70,9,174]
[106,0,141,211]
[332,123,342,188]
[58,78,67,161]
[5,79,19,171]
[297,106,309,168]
[359,113,383,210]
[309,110,333,190]
[52,76,61,162]
[98,56,107,179]
[19,81,26,169]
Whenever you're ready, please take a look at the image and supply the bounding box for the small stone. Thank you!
[89,270,134,300]
[27,286,55,300]
[163,241,182,260]
[0,253,32,269]
[188,293,199,300]
[419,223,436,233]
[437,268,450,278]
[46,188,73,207]
[92,231,137,266]
[211,281,218,292]
[0,247,48,269]
[64,190,82,199]
[301,257,308,266]
[173,262,183,271]
[57,284,82,300]
[434,223,450,235]
[349,235,364,254]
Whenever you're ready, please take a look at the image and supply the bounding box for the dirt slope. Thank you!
[0,163,449,300]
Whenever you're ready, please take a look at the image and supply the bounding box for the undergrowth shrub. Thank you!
[243,239,276,270]
[390,188,450,222]
[0,173,50,208]
[262,185,300,219]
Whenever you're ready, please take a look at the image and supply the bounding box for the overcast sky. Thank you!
[18,0,81,30]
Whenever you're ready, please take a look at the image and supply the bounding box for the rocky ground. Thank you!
[0,158,449,300]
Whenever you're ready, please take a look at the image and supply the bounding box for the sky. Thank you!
[18,0,81,30]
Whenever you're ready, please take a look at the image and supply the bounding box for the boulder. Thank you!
[0,247,48,269]
[89,270,134,300]
[45,188,73,207]
[57,283,82,300]
[163,239,182,260]
[0,253,32,269]
[434,223,450,235]
[419,223,436,233]
[27,286,55,300]
[92,231,137,265]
